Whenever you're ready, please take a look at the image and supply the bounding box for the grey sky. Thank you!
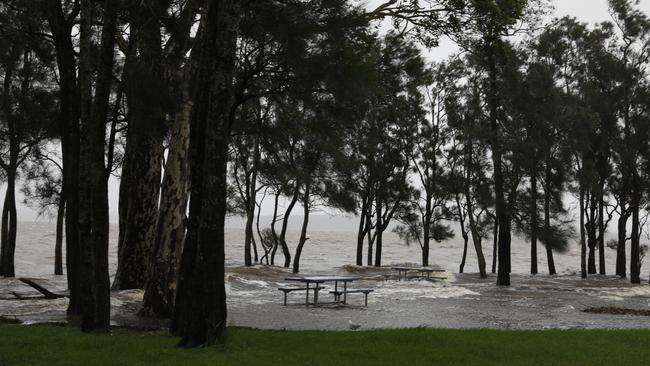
[5,0,650,224]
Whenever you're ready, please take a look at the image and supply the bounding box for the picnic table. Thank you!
[390,266,446,281]
[284,275,361,306]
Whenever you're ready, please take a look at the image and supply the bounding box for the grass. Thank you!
[1,324,650,366]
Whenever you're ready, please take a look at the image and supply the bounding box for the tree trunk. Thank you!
[277,183,299,268]
[422,196,431,267]
[46,0,82,316]
[244,135,259,267]
[491,220,498,274]
[269,191,280,265]
[356,207,366,266]
[374,196,382,267]
[630,184,641,284]
[293,182,310,274]
[616,205,628,278]
[140,70,194,318]
[459,232,468,274]
[586,192,597,274]
[113,2,167,290]
[171,0,239,346]
[543,155,556,275]
[54,195,65,276]
[579,186,587,279]
[0,169,17,277]
[530,166,538,275]
[77,0,116,332]
[597,185,606,275]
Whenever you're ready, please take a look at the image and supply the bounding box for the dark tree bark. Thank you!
[244,134,260,266]
[77,0,116,332]
[630,179,641,284]
[543,158,556,275]
[45,0,82,316]
[530,166,538,275]
[269,191,280,265]
[586,191,598,274]
[0,169,17,277]
[491,220,498,274]
[276,182,299,268]
[579,186,587,279]
[374,196,383,267]
[597,183,606,275]
[54,196,65,275]
[113,1,167,290]
[356,186,372,266]
[487,41,510,286]
[616,207,628,278]
[171,0,240,347]
[292,180,311,273]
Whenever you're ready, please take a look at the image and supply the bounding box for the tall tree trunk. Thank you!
[459,231,468,274]
[140,69,194,318]
[422,195,431,267]
[530,166,538,275]
[46,0,82,316]
[113,2,166,290]
[597,184,606,275]
[488,46,510,286]
[269,191,280,265]
[616,205,628,278]
[77,0,116,332]
[277,182,299,268]
[543,160,556,275]
[630,183,641,284]
[586,192,597,274]
[374,196,382,267]
[0,169,17,277]
[356,190,369,266]
[491,220,498,274]
[244,135,259,266]
[54,195,65,276]
[293,181,310,274]
[579,185,587,279]
[172,0,239,346]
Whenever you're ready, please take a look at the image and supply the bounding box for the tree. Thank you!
[171,0,240,347]
[0,2,56,277]
[76,0,117,332]
[44,0,83,315]
[22,151,65,275]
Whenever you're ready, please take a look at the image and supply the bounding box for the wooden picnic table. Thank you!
[390,266,446,281]
[285,275,360,306]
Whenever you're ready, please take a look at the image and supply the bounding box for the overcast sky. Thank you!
[6,0,650,224]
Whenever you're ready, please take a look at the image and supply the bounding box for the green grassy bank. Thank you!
[1,324,649,366]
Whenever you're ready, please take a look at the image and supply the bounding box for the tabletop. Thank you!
[285,275,360,282]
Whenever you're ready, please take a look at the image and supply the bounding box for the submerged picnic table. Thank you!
[284,275,361,306]
[390,266,446,281]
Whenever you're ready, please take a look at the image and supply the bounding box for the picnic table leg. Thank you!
[314,284,319,306]
[306,282,310,306]
[334,281,339,303]
[343,281,348,304]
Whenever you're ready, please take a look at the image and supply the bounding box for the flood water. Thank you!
[2,221,650,330]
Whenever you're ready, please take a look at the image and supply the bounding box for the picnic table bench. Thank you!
[330,288,374,306]
[278,285,326,306]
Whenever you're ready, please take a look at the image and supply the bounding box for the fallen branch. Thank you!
[17,278,68,299]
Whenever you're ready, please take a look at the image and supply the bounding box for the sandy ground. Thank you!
[2,265,650,331]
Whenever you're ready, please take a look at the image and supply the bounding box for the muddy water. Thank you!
[1,222,650,330]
